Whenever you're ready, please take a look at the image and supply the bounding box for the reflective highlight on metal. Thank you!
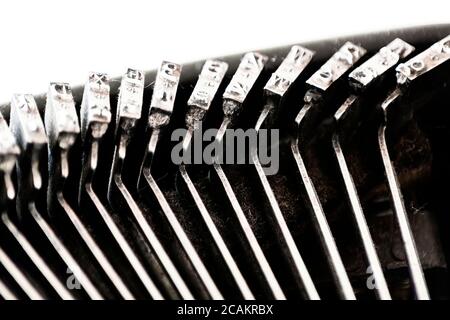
[265,45,314,96]
[396,35,450,84]
[350,38,415,87]
[307,42,366,90]
[186,60,228,129]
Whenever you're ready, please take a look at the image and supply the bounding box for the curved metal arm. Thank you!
[253,107,320,300]
[377,91,429,299]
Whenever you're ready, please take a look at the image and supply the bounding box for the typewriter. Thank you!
[0,25,449,300]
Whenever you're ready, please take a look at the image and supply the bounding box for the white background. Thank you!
[0,0,448,103]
